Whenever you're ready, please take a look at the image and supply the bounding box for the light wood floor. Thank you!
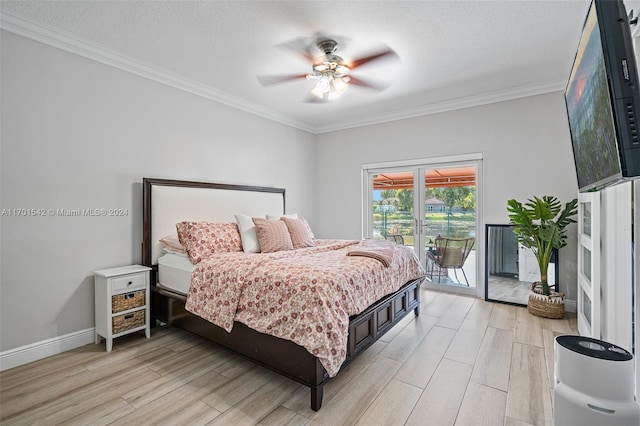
[487,275,531,306]
[0,288,577,425]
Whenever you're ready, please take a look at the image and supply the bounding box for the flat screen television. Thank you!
[565,0,640,192]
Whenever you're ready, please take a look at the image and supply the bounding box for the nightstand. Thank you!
[94,265,151,351]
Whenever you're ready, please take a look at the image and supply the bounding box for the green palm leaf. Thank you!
[506,195,578,296]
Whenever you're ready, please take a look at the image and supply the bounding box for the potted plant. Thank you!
[507,195,578,318]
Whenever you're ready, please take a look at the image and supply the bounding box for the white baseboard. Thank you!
[0,328,95,371]
[565,299,577,313]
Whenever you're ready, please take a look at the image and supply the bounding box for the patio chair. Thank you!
[426,236,475,286]
[383,233,405,245]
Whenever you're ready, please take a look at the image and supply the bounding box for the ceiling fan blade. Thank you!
[349,48,398,70]
[257,74,308,86]
[348,76,391,91]
[277,37,319,63]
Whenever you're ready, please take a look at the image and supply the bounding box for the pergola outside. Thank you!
[373,166,476,190]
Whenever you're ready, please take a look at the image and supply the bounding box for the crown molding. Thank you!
[315,79,567,133]
[2,11,566,135]
[0,11,315,133]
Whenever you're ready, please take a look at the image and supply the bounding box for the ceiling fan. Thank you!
[257,38,397,102]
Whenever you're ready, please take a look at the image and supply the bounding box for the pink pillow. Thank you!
[176,221,242,263]
[252,218,293,253]
[282,217,315,249]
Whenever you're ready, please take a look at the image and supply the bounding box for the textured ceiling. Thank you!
[0,0,592,133]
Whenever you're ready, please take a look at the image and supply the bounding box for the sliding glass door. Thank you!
[365,158,480,295]
[371,169,416,244]
[421,165,477,292]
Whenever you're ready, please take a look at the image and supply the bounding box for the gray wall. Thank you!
[313,93,579,299]
[0,32,316,351]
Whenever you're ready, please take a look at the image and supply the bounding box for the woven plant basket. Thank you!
[527,282,565,319]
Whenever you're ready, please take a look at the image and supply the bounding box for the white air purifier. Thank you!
[554,335,640,426]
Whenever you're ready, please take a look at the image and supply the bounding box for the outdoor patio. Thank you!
[425,249,477,288]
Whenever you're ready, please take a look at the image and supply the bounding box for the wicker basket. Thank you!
[112,310,145,334]
[112,290,145,313]
[527,282,565,319]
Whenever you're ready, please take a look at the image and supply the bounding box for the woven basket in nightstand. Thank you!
[111,290,145,313]
[112,310,145,334]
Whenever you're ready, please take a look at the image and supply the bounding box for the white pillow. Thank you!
[162,247,189,258]
[159,234,186,253]
[265,213,298,220]
[235,214,260,253]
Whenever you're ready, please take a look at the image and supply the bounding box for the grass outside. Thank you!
[374,211,476,245]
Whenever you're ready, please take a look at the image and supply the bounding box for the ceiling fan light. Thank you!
[333,77,348,95]
[310,86,324,99]
[335,64,350,76]
[316,77,331,94]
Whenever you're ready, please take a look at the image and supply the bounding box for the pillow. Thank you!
[235,214,260,253]
[282,217,315,249]
[159,234,186,253]
[252,218,293,253]
[265,213,298,220]
[176,221,242,263]
[162,247,189,258]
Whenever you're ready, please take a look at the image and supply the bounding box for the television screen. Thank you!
[566,1,622,192]
[564,0,640,192]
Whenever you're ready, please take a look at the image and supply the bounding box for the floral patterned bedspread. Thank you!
[184,239,425,376]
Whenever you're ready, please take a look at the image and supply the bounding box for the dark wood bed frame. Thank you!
[142,178,422,411]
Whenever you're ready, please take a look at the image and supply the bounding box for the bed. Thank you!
[142,178,424,411]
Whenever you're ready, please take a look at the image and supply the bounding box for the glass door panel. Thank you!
[422,166,477,290]
[371,170,415,246]
[581,246,592,283]
[577,193,600,338]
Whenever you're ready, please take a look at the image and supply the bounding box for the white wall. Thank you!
[0,31,316,352]
[314,93,580,300]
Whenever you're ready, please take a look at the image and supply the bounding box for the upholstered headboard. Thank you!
[142,178,285,265]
